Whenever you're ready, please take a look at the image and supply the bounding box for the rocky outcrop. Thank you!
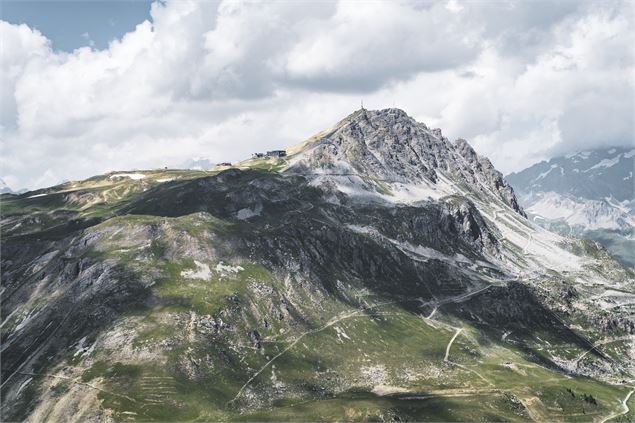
[453,139,525,216]
[590,315,635,335]
[288,108,525,215]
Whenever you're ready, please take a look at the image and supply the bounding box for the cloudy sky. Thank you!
[1,0,633,190]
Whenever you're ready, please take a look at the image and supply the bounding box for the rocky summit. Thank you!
[1,109,634,422]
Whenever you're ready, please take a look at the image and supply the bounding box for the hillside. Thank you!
[1,109,634,422]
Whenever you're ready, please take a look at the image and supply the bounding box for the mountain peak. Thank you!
[345,107,426,129]
[287,108,525,215]
[361,107,413,120]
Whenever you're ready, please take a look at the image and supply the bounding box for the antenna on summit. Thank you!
[361,99,364,110]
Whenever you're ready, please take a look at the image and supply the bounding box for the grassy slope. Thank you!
[2,168,633,422]
[68,222,633,421]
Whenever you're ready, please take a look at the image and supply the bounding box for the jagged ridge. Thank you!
[287,108,525,215]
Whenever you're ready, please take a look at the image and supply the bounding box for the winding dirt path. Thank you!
[230,285,492,404]
[229,299,397,404]
[444,328,463,362]
[600,388,635,423]
[518,395,551,422]
[572,336,633,366]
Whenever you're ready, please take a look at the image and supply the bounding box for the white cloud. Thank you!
[0,21,52,131]
[0,0,632,190]
[282,1,479,91]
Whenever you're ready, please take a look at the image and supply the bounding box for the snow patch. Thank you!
[303,160,460,205]
[181,260,211,280]
[493,212,585,272]
[109,173,146,180]
[586,155,622,171]
[236,205,262,220]
[73,336,95,358]
[347,224,472,266]
[535,164,559,181]
[372,385,410,396]
[604,196,632,214]
[15,310,37,332]
[381,176,456,203]
[526,192,635,231]
[16,377,33,395]
[334,326,351,342]
[215,261,244,275]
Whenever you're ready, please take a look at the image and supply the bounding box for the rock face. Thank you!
[288,108,525,215]
[1,109,633,422]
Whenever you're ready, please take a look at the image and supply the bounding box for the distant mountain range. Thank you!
[0,178,10,194]
[507,146,635,267]
[0,178,26,195]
